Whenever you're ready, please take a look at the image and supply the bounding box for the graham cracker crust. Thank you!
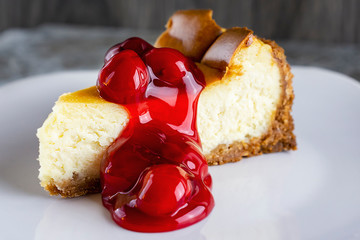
[44,173,101,198]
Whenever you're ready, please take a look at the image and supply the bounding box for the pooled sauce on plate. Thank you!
[97,37,214,232]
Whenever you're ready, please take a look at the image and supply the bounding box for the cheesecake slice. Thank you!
[37,9,296,197]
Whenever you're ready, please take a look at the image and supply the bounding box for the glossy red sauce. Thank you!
[97,37,214,232]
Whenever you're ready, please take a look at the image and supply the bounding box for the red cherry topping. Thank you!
[98,37,213,233]
[97,49,149,104]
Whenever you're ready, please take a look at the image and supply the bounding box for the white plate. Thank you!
[0,66,359,240]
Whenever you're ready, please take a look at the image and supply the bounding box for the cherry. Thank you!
[143,48,188,86]
[104,37,153,63]
[135,164,192,216]
[144,47,205,88]
[97,49,149,104]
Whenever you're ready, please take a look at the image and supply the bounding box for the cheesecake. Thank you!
[37,9,296,197]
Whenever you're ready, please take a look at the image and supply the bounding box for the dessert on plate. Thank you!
[37,9,296,199]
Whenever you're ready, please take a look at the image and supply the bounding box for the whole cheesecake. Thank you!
[37,9,296,197]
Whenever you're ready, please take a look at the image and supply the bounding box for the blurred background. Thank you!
[0,0,359,84]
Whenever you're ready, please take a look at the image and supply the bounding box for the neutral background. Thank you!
[0,0,360,84]
[1,0,360,43]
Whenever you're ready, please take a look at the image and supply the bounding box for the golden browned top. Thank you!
[201,27,253,71]
[59,86,107,104]
[155,9,223,62]
[155,10,257,81]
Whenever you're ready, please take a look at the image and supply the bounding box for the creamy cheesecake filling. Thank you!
[37,92,128,191]
[197,38,282,155]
